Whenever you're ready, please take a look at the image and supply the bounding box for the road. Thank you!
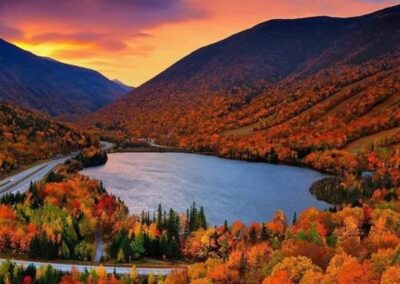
[100,141,115,152]
[148,140,171,149]
[0,141,114,197]
[0,156,72,196]
[0,258,174,276]
[0,141,177,276]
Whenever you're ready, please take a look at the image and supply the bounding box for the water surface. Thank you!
[81,153,327,225]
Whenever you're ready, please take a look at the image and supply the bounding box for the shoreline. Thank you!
[111,144,333,174]
[96,144,335,208]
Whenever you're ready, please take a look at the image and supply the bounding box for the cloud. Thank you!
[0,0,206,62]
[29,32,103,43]
[28,32,128,51]
[0,0,206,30]
[0,0,396,86]
[0,22,24,39]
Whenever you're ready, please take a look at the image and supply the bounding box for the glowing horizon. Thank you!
[0,0,397,87]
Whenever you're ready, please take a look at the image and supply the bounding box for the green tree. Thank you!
[199,206,207,229]
[131,234,145,260]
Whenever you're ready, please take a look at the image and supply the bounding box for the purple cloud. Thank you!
[0,22,23,39]
[0,0,206,30]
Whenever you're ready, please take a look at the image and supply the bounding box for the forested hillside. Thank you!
[82,5,400,175]
[0,126,399,284]
[0,103,93,177]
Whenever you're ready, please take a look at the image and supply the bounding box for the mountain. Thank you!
[0,39,128,118]
[112,79,135,92]
[0,102,92,177]
[82,5,400,173]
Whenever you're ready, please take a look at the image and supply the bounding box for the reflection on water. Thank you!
[81,152,327,225]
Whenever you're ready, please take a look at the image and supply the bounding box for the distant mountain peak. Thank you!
[112,79,135,92]
[81,4,400,146]
[0,38,129,119]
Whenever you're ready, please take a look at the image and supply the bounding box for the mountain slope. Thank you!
[0,102,93,177]
[0,39,128,118]
[112,79,135,93]
[82,5,400,173]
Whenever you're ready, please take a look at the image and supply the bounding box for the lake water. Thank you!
[81,152,328,225]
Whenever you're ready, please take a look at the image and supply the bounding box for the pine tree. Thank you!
[261,223,269,241]
[292,211,297,225]
[28,235,42,258]
[121,236,132,262]
[199,206,207,229]
[130,234,145,260]
[249,226,257,244]
[224,220,229,232]
[29,181,42,209]
[162,210,167,229]
[157,204,163,229]
[189,202,198,231]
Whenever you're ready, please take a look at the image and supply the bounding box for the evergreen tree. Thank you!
[261,223,269,241]
[157,204,163,229]
[162,210,167,229]
[292,211,297,225]
[28,235,42,259]
[29,182,42,209]
[224,220,229,233]
[130,234,145,260]
[108,229,128,259]
[121,236,132,262]
[199,206,207,229]
[189,202,198,231]
[249,226,257,244]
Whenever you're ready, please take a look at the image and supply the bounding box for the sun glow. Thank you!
[1,0,396,86]
[13,41,92,58]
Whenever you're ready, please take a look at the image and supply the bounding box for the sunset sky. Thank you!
[0,0,398,86]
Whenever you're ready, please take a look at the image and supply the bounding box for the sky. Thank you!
[0,0,398,87]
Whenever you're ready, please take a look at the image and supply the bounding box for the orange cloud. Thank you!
[0,0,397,86]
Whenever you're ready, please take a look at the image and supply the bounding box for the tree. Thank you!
[117,249,125,263]
[381,265,400,284]
[199,206,207,229]
[270,256,321,283]
[292,212,297,225]
[130,265,139,283]
[249,225,258,244]
[263,270,293,284]
[29,182,42,209]
[261,223,269,241]
[147,272,156,284]
[224,220,229,233]
[157,204,163,229]
[189,202,198,232]
[131,234,145,260]
[36,265,60,284]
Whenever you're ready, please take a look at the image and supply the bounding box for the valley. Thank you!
[0,3,399,283]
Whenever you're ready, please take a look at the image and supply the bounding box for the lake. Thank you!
[81,152,328,225]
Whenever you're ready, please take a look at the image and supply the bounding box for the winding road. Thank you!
[0,156,73,197]
[0,141,177,276]
[0,141,114,197]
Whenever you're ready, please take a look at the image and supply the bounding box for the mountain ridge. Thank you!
[82,5,400,174]
[0,38,128,118]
